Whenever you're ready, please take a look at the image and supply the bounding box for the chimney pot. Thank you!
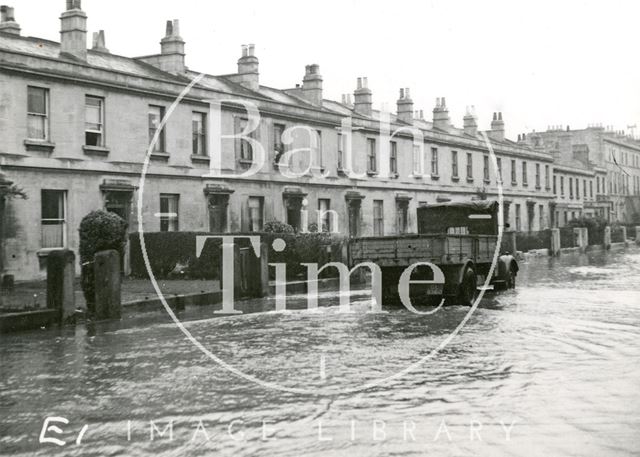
[91,30,109,53]
[396,87,414,123]
[399,88,404,99]
[353,77,373,116]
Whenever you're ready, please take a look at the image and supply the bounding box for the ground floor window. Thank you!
[515,204,521,232]
[539,205,544,230]
[248,196,264,232]
[41,190,66,249]
[160,194,179,232]
[318,199,332,233]
[373,200,384,236]
[208,194,229,233]
[396,200,409,234]
[347,200,361,237]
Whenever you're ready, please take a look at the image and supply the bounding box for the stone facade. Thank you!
[1,2,557,280]
[531,126,640,224]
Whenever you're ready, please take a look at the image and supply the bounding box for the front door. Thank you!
[348,200,361,237]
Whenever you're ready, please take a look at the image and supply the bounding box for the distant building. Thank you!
[1,1,555,280]
[530,125,640,225]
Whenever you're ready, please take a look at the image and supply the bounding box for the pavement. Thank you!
[0,278,221,313]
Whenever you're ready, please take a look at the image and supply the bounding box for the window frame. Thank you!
[159,193,180,232]
[41,189,67,249]
[192,111,208,156]
[27,86,50,141]
[148,105,167,153]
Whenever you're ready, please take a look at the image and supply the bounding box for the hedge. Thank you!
[129,231,345,280]
[516,230,551,252]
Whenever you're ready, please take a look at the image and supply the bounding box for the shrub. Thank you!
[263,221,295,234]
[79,210,127,313]
[516,230,551,252]
[568,216,608,245]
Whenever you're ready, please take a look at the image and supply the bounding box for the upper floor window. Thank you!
[522,161,528,186]
[590,180,593,199]
[315,130,324,170]
[273,123,285,165]
[337,132,344,170]
[192,112,207,156]
[535,163,541,188]
[236,118,253,162]
[451,151,459,179]
[41,190,66,249]
[497,158,502,181]
[560,176,565,196]
[553,175,557,194]
[148,105,166,153]
[27,86,49,140]
[569,177,574,199]
[511,160,517,185]
[466,152,473,181]
[431,147,439,176]
[367,138,377,173]
[413,145,423,176]
[390,141,398,174]
[545,165,550,189]
[483,155,490,182]
[159,194,179,232]
[85,96,104,147]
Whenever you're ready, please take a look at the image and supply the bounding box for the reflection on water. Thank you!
[1,247,640,456]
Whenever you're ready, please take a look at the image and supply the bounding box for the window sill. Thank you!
[431,174,440,181]
[191,154,210,164]
[24,139,55,153]
[366,171,378,177]
[484,179,491,184]
[411,174,424,180]
[451,176,460,182]
[150,152,170,161]
[83,145,110,157]
[238,159,254,167]
[390,172,399,179]
[535,185,541,190]
[466,177,474,183]
[511,181,518,186]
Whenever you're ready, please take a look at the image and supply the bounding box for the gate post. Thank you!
[259,241,269,298]
[573,227,585,252]
[46,249,76,324]
[620,226,628,245]
[550,228,561,256]
[94,250,121,320]
[603,226,611,250]
[635,226,640,245]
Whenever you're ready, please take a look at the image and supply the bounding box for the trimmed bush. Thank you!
[79,210,127,313]
[568,216,608,245]
[263,221,295,234]
[516,230,551,252]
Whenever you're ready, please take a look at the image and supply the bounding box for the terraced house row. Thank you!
[0,2,637,280]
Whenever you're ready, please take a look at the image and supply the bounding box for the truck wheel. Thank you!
[458,267,478,306]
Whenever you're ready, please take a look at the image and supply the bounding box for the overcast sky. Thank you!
[12,0,640,139]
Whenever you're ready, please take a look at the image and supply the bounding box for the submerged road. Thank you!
[1,246,639,456]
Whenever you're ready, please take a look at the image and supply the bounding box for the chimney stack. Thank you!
[301,64,323,106]
[396,87,414,123]
[158,19,186,74]
[0,5,20,35]
[463,106,478,136]
[60,0,87,60]
[432,97,450,130]
[353,77,373,116]
[91,30,109,53]
[235,44,259,91]
[488,112,505,142]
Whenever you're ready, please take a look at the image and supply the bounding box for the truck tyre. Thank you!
[458,266,478,306]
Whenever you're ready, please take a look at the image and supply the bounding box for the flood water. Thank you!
[1,247,640,456]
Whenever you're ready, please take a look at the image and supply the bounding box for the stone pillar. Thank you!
[604,226,611,250]
[259,242,269,298]
[550,228,561,256]
[581,227,589,247]
[635,227,640,245]
[573,227,585,252]
[46,249,76,324]
[508,230,517,254]
[621,226,627,245]
[94,250,121,320]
